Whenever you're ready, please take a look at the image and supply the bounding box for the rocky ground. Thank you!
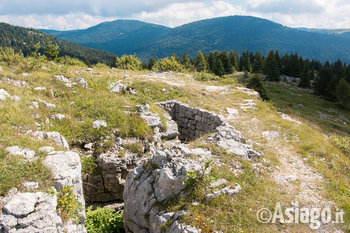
[0,60,349,232]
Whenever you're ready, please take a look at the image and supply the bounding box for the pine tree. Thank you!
[229,51,239,72]
[194,51,207,72]
[207,51,215,73]
[148,57,155,70]
[44,41,59,61]
[336,78,350,109]
[182,52,190,68]
[219,51,233,74]
[252,51,263,73]
[247,74,270,101]
[214,59,225,76]
[263,50,280,81]
[314,67,332,95]
[239,50,251,72]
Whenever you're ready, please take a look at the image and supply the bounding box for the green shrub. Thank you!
[58,56,87,67]
[330,134,350,154]
[81,156,100,175]
[154,55,185,72]
[86,76,111,91]
[124,143,144,155]
[194,72,220,82]
[115,55,142,70]
[85,207,124,233]
[247,74,270,101]
[44,41,59,61]
[118,114,154,140]
[56,186,81,222]
[0,47,24,66]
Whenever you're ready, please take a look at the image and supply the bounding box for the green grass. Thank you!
[266,82,350,135]
[1,53,350,232]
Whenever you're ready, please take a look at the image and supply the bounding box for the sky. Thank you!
[0,0,349,30]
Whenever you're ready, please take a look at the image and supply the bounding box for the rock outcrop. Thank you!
[123,150,203,233]
[33,131,69,150]
[207,125,262,160]
[0,192,63,233]
[43,151,85,224]
[84,151,141,203]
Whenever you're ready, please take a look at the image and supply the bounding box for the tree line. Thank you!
[134,50,350,109]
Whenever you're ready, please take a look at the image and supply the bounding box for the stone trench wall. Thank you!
[157,100,226,141]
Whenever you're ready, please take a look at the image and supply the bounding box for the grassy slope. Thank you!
[0,55,349,232]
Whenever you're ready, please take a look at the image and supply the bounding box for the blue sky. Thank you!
[0,0,349,30]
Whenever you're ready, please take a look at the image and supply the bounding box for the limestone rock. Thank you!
[38,146,55,153]
[51,114,66,121]
[33,131,69,150]
[34,87,47,91]
[0,89,11,101]
[123,150,202,233]
[23,182,39,190]
[109,82,127,93]
[207,125,262,160]
[75,78,87,88]
[43,151,85,223]
[86,152,141,202]
[11,96,21,102]
[39,99,56,109]
[53,75,70,83]
[5,146,36,161]
[0,192,63,233]
[161,113,180,140]
[92,120,107,129]
[4,78,28,87]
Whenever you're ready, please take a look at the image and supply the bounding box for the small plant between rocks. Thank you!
[85,207,124,233]
[54,186,82,223]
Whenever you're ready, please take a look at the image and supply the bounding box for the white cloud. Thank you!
[133,1,244,27]
[245,0,350,28]
[0,13,115,30]
[0,0,349,30]
[247,0,325,14]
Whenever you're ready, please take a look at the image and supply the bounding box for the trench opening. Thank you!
[158,100,225,142]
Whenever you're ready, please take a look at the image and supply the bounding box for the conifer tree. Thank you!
[182,52,190,68]
[194,51,207,72]
[44,41,59,61]
[229,51,239,72]
[252,51,263,73]
[336,78,350,109]
[214,59,225,76]
[263,50,280,81]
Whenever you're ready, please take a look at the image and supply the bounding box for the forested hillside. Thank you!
[41,20,171,56]
[0,23,116,65]
[44,16,350,63]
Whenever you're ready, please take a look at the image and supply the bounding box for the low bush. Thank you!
[247,74,270,101]
[115,55,142,70]
[154,56,185,72]
[194,72,220,82]
[85,207,124,233]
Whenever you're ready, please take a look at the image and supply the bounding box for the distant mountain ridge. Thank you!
[0,22,116,65]
[41,20,171,56]
[42,16,350,63]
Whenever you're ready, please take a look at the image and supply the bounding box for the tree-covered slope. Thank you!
[0,23,116,65]
[44,16,350,63]
[41,20,171,55]
[143,16,350,62]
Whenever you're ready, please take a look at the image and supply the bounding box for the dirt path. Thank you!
[269,142,343,232]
